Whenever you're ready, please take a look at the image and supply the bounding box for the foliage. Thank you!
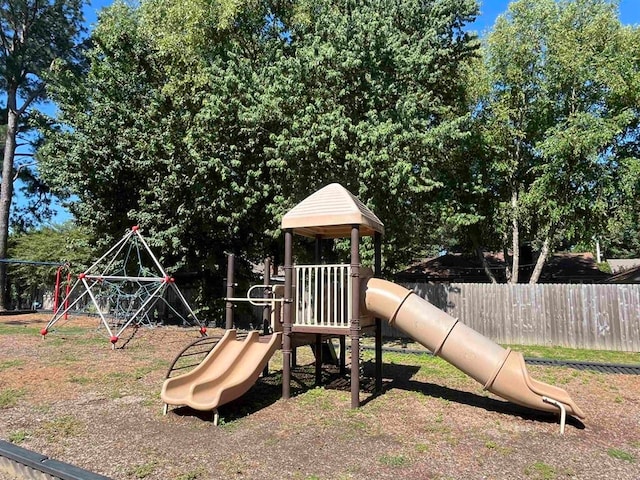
[0,0,85,309]
[6,222,94,308]
[41,1,286,274]
[39,0,479,286]
[601,155,640,258]
[0,107,54,231]
[468,0,640,282]
[265,0,478,270]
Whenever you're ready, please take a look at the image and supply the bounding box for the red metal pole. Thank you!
[53,266,62,312]
[64,270,71,320]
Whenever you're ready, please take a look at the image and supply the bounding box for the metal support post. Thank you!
[374,232,383,393]
[225,254,235,330]
[350,225,361,409]
[282,230,293,400]
[263,257,272,377]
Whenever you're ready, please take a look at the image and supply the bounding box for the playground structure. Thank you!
[161,184,585,432]
[41,226,206,346]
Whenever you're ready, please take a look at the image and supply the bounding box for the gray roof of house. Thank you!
[607,259,640,273]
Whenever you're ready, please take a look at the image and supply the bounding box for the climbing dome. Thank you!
[42,226,205,346]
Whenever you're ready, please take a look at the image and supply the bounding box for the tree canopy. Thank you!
[466,0,640,282]
[6,222,93,309]
[34,0,640,292]
[0,0,85,308]
[40,0,479,277]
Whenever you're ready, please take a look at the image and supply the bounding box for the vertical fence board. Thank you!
[392,282,640,352]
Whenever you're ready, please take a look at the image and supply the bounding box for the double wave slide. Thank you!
[161,330,282,422]
[363,278,585,427]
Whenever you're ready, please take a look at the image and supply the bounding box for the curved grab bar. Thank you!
[225,284,284,307]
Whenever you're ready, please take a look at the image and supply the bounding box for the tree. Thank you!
[265,0,479,271]
[601,153,640,259]
[41,0,480,282]
[6,222,94,308]
[471,0,640,283]
[0,0,84,309]
[40,0,291,303]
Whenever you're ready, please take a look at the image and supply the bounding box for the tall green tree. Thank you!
[266,0,479,271]
[471,0,640,283]
[0,0,84,309]
[601,151,640,259]
[40,0,289,288]
[41,0,480,282]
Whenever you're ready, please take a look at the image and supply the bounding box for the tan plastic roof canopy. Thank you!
[281,183,384,238]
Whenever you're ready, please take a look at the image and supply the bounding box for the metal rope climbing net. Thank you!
[42,226,205,346]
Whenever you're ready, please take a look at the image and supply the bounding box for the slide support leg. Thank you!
[542,396,567,434]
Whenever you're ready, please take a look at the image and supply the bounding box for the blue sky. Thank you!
[470,0,640,35]
[35,0,640,223]
[84,0,640,32]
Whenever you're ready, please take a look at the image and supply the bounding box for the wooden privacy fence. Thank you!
[381,283,640,352]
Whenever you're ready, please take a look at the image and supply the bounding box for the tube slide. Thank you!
[161,330,282,411]
[363,278,585,419]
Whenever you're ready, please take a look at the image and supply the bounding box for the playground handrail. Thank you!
[294,263,352,328]
[224,284,285,307]
[223,264,354,328]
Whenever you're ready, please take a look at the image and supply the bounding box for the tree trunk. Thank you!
[471,233,497,283]
[0,90,19,310]
[529,237,551,284]
[502,239,512,283]
[510,187,520,284]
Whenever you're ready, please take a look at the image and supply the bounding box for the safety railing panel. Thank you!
[294,264,352,328]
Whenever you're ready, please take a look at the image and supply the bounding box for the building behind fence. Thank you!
[382,283,640,352]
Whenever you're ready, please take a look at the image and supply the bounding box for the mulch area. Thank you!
[1,313,639,479]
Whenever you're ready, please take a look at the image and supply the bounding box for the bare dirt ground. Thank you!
[1,313,639,480]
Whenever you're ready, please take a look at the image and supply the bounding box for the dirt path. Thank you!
[1,314,638,479]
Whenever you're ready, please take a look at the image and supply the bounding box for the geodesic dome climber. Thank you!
[41,226,206,346]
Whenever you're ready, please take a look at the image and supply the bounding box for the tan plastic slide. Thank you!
[161,329,282,412]
[362,278,585,419]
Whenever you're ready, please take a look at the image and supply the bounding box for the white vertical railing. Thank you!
[294,264,352,328]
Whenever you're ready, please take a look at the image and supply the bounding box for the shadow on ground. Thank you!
[168,359,584,431]
[358,360,585,430]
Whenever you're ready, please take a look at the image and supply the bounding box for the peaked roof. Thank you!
[605,265,640,283]
[281,183,384,238]
[607,258,640,274]
[396,252,611,284]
